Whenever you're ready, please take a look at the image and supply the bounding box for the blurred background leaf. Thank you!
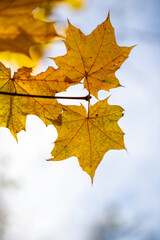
[0,0,85,68]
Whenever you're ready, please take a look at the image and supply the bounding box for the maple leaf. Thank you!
[0,62,68,139]
[0,14,57,57]
[13,66,75,96]
[0,0,84,57]
[53,13,134,98]
[0,26,55,57]
[49,98,125,181]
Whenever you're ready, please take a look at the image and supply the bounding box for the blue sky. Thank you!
[0,0,160,239]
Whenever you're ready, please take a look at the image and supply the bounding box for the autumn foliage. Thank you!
[0,1,134,181]
[0,0,83,56]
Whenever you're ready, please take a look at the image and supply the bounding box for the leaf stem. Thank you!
[87,96,90,119]
[0,91,91,101]
[85,74,91,118]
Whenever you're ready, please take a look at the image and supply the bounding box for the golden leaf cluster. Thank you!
[0,10,134,181]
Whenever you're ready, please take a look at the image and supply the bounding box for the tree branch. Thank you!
[0,91,91,101]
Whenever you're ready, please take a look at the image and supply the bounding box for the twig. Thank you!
[0,91,91,101]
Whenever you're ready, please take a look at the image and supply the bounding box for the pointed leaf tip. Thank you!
[107,11,110,20]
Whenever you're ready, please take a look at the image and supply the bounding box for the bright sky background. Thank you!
[0,0,160,239]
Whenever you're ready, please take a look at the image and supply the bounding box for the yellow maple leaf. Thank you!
[49,98,125,181]
[0,0,85,58]
[13,66,75,96]
[54,13,134,98]
[0,11,57,57]
[0,62,68,139]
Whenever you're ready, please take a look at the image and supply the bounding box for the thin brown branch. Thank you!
[0,91,92,101]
